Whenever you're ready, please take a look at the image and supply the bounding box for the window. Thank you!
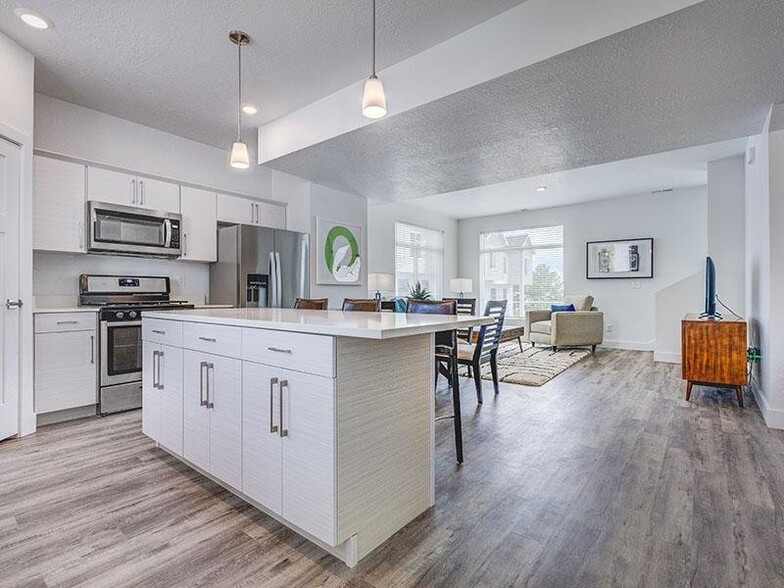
[479,225,564,318]
[395,222,444,298]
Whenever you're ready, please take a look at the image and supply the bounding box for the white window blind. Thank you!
[479,225,564,317]
[395,222,444,298]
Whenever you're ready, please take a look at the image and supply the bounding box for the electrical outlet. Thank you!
[631,282,641,290]
[605,324,614,333]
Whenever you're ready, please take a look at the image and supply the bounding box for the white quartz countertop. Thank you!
[33,307,100,314]
[144,308,495,339]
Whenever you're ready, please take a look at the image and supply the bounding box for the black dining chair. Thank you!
[405,298,464,463]
[294,297,329,310]
[457,300,507,404]
[443,297,477,343]
[342,298,381,312]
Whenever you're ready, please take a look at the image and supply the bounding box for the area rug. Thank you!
[467,341,591,386]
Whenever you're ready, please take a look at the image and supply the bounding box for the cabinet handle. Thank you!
[152,350,160,388]
[198,336,217,343]
[279,379,288,437]
[158,350,165,390]
[266,346,292,354]
[139,179,145,206]
[131,178,136,205]
[183,233,187,257]
[152,329,166,335]
[90,334,95,365]
[206,363,215,409]
[199,360,208,406]
[56,320,79,325]
[269,377,279,434]
[256,204,260,224]
[78,219,84,250]
[250,201,255,223]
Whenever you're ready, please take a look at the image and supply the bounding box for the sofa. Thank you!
[525,295,604,354]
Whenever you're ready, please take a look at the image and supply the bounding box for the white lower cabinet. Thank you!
[142,341,184,453]
[34,313,98,414]
[242,361,336,544]
[183,350,242,489]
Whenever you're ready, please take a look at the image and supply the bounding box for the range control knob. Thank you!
[115,311,125,319]
[128,310,138,319]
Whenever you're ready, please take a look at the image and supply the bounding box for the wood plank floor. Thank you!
[2,349,784,587]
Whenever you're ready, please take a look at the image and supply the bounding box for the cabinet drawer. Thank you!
[184,322,241,357]
[143,318,183,347]
[35,312,97,334]
[242,328,334,377]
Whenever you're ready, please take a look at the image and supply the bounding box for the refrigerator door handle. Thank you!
[269,251,278,308]
[275,252,282,307]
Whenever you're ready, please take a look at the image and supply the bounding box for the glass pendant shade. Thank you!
[230,140,250,169]
[362,75,387,119]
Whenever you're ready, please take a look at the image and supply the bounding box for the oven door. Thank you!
[100,320,143,386]
[88,201,181,257]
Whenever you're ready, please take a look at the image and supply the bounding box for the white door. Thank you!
[242,361,282,511]
[158,344,183,454]
[34,329,97,413]
[207,354,242,489]
[181,186,217,262]
[138,178,180,213]
[87,167,136,206]
[257,201,286,229]
[183,350,210,472]
[281,370,335,544]
[142,341,161,441]
[216,193,255,225]
[33,156,86,253]
[0,138,21,441]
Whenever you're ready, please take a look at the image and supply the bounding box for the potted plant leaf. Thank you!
[408,281,432,300]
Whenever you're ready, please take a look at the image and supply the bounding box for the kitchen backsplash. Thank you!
[33,252,210,308]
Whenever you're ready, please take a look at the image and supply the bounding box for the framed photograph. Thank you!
[316,217,363,285]
[586,238,654,279]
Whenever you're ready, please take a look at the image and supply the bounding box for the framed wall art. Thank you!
[586,238,654,279]
[316,217,363,285]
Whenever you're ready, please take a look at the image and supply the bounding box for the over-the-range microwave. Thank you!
[87,201,182,258]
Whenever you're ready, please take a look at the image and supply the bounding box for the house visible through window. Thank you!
[395,222,444,298]
[479,225,564,318]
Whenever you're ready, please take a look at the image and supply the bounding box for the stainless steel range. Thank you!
[79,274,193,415]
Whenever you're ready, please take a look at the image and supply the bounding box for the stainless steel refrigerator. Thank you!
[209,225,310,308]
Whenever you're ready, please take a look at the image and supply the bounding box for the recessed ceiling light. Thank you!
[535,186,547,193]
[241,104,259,116]
[15,8,52,30]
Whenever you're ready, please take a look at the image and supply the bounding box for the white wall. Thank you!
[309,184,368,308]
[367,200,459,298]
[0,31,35,436]
[458,188,708,351]
[707,155,746,315]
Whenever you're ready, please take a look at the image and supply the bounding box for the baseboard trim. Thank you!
[752,386,784,430]
[653,351,681,364]
[602,339,654,352]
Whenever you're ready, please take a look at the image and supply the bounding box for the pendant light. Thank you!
[362,0,387,119]
[229,30,250,169]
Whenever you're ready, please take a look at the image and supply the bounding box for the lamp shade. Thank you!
[368,272,394,292]
[230,140,250,169]
[449,278,473,294]
[362,76,387,119]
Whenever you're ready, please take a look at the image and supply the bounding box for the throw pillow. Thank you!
[551,304,576,312]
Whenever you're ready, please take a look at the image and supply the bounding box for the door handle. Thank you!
[279,379,288,437]
[199,360,208,406]
[275,252,282,307]
[90,335,95,365]
[269,377,279,433]
[206,363,215,409]
[163,219,172,248]
[5,299,23,310]
[158,350,164,390]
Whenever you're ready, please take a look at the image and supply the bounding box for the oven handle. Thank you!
[103,320,143,327]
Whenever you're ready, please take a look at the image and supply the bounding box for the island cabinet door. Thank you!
[183,350,211,472]
[157,344,184,455]
[206,354,243,490]
[142,342,161,442]
[242,362,282,512]
[280,371,336,545]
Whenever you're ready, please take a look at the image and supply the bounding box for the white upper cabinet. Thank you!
[88,167,180,213]
[217,193,286,229]
[180,186,217,262]
[33,156,87,253]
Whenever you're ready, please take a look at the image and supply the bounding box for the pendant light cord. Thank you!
[237,40,242,141]
[371,0,376,77]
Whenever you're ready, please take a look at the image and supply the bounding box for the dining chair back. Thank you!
[457,300,508,405]
[443,297,477,342]
[342,298,381,312]
[474,300,507,359]
[294,297,329,310]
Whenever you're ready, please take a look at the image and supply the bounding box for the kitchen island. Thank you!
[141,308,493,567]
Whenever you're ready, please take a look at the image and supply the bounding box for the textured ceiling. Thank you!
[0,0,524,151]
[266,0,784,201]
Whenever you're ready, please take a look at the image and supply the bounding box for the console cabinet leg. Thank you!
[686,381,693,401]
[736,386,744,408]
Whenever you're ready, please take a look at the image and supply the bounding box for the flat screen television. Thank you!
[704,256,717,318]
